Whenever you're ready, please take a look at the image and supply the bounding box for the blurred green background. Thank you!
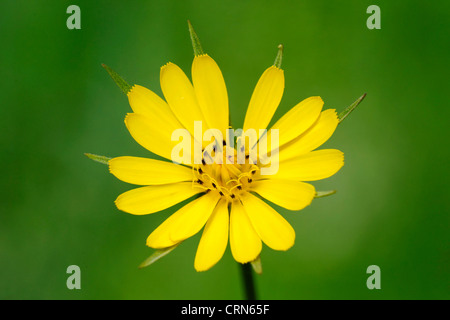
[1,0,448,299]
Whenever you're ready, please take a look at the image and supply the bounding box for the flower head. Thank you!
[105,24,345,272]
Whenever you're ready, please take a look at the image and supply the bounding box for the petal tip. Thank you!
[126,84,138,97]
[160,61,174,71]
[194,261,213,272]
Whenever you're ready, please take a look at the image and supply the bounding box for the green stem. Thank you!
[240,263,257,300]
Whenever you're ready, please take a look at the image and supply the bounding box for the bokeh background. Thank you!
[1,0,448,299]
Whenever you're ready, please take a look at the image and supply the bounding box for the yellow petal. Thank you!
[274,149,344,181]
[194,199,229,271]
[127,85,179,124]
[109,156,193,185]
[241,194,295,251]
[251,179,315,211]
[169,192,221,243]
[160,62,208,136]
[192,54,229,137]
[146,192,220,248]
[278,109,339,161]
[269,96,323,145]
[230,201,262,263]
[243,66,284,137]
[115,182,201,215]
[256,96,323,156]
[125,113,194,163]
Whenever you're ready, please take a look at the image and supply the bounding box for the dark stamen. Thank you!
[202,159,206,165]
[219,191,224,196]
[237,186,242,190]
[248,178,253,183]
[231,194,236,199]
[197,179,203,185]
[198,168,203,174]
[222,140,226,146]
[212,182,216,188]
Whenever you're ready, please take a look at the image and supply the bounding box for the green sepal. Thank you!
[139,244,179,269]
[338,93,367,123]
[273,44,284,68]
[84,153,111,165]
[315,190,337,198]
[102,63,132,95]
[187,20,204,56]
[250,256,262,275]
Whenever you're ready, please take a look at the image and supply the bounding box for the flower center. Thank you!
[192,145,260,201]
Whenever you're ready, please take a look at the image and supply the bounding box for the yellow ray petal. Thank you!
[250,179,315,211]
[192,54,229,137]
[115,182,201,215]
[194,199,229,271]
[274,149,344,181]
[146,192,220,248]
[127,85,181,125]
[230,201,262,263]
[240,194,295,251]
[109,156,193,185]
[124,113,194,164]
[243,66,284,137]
[160,62,209,136]
[169,192,221,243]
[259,97,323,154]
[278,109,339,161]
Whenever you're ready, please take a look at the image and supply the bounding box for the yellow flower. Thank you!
[107,39,343,272]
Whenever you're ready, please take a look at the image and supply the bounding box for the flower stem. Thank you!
[239,263,257,300]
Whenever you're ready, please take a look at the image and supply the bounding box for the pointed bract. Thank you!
[188,20,204,56]
[102,64,132,95]
[250,256,263,275]
[84,153,111,165]
[274,44,284,69]
[315,190,337,198]
[338,93,367,123]
[139,244,179,269]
